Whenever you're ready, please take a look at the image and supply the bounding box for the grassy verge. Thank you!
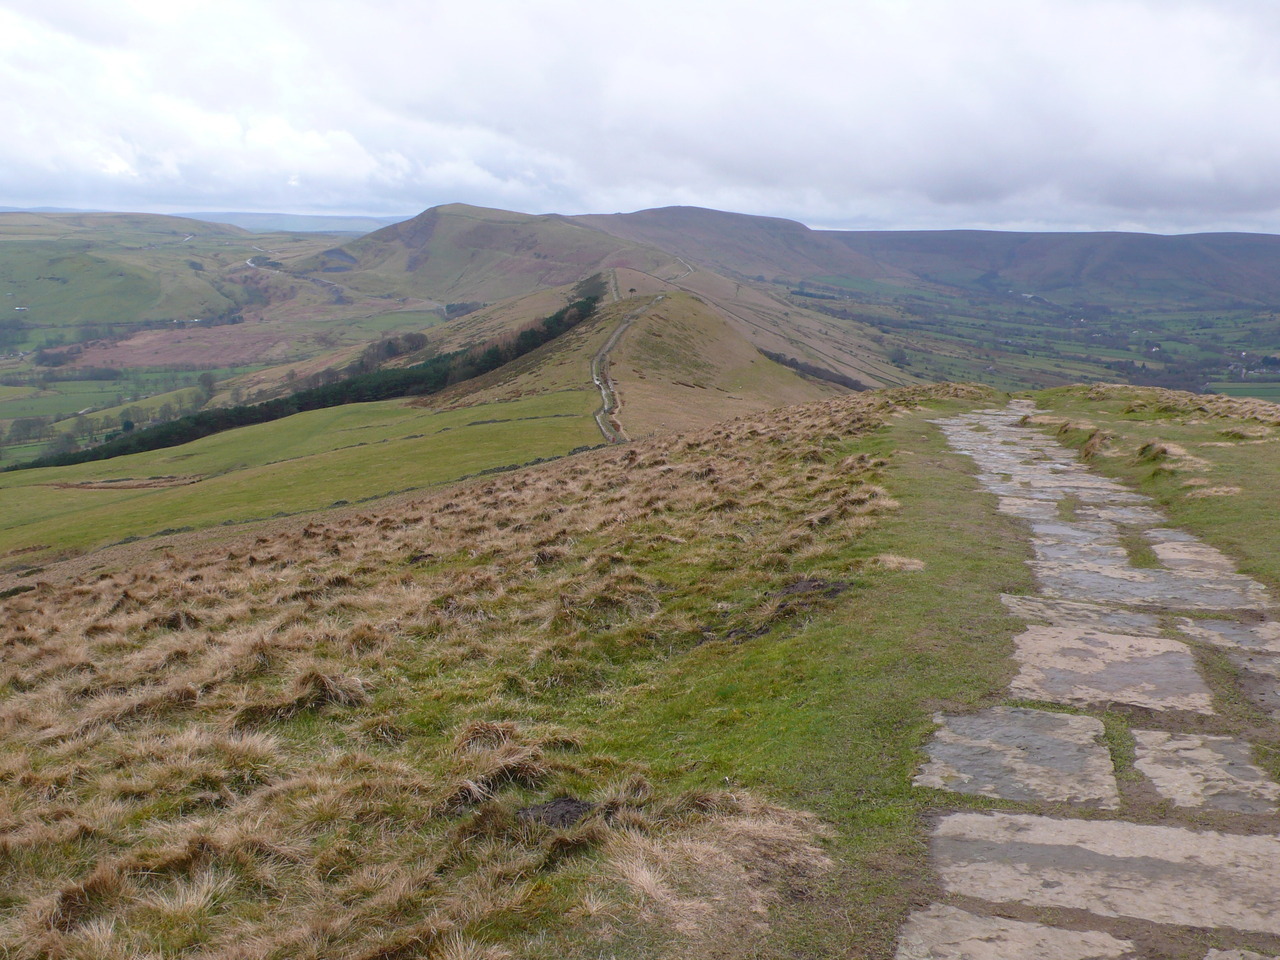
[560,399,1035,957]
[1031,384,1280,591]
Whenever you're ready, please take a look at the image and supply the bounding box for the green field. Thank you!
[1207,382,1280,401]
[797,273,1279,394]
[0,213,454,441]
[0,389,600,565]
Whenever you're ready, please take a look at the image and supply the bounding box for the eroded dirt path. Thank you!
[591,294,664,443]
[898,400,1280,959]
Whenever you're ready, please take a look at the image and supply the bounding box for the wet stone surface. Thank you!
[1132,731,1280,813]
[1033,557,1272,611]
[933,812,1280,936]
[916,707,1119,807]
[1178,617,1280,654]
[1009,625,1215,714]
[1001,594,1163,636]
[936,405,1274,614]
[1145,529,1242,575]
[904,403,1280,959]
[895,903,1134,960]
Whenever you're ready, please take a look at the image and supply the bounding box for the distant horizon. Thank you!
[4,201,1280,240]
[6,3,1280,237]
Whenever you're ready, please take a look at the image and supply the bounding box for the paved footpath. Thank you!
[897,401,1280,959]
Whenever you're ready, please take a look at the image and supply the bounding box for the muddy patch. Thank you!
[518,797,594,828]
[45,475,203,491]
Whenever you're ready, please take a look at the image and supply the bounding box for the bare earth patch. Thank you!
[44,475,203,491]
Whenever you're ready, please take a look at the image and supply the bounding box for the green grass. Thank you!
[1207,382,1280,401]
[558,401,1035,957]
[0,389,601,564]
[1117,526,1162,568]
[1033,385,1280,590]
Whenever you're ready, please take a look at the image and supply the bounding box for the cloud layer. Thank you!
[4,0,1280,231]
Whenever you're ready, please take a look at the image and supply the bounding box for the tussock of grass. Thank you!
[0,382,992,957]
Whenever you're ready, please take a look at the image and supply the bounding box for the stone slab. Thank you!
[1178,618,1280,654]
[1133,730,1280,813]
[1145,529,1241,575]
[933,812,1280,936]
[895,903,1134,960]
[916,707,1119,807]
[1001,595,1162,636]
[1009,625,1215,713]
[1033,559,1271,611]
[1077,504,1167,526]
[998,496,1060,521]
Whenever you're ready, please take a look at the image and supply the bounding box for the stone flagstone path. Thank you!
[898,401,1280,959]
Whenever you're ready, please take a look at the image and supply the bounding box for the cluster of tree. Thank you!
[0,318,27,352]
[758,350,868,390]
[9,295,600,472]
[788,289,843,301]
[348,332,431,375]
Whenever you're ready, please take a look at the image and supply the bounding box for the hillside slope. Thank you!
[605,292,843,434]
[827,229,1280,306]
[0,289,842,564]
[293,204,684,304]
[574,205,901,283]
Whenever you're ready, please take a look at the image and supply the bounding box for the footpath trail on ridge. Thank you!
[897,400,1280,960]
[591,293,664,443]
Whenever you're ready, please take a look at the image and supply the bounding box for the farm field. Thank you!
[0,389,600,566]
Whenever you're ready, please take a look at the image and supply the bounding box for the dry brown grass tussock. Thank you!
[0,383,985,957]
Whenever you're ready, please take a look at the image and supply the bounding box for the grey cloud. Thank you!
[2,0,1280,231]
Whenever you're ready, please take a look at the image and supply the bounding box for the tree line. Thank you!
[8,295,600,472]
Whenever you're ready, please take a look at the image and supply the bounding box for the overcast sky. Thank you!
[3,0,1280,232]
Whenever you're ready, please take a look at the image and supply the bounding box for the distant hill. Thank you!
[573,205,903,283]
[826,229,1280,307]
[573,206,1280,309]
[0,210,248,238]
[291,203,681,303]
[183,211,412,234]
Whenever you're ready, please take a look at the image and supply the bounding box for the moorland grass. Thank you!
[568,401,1035,958]
[0,384,1023,959]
